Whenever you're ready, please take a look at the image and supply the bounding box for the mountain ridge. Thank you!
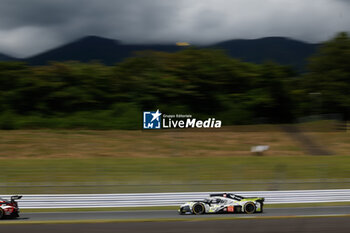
[0,53,15,61]
[0,36,319,70]
[210,37,319,70]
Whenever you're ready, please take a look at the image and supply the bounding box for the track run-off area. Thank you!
[1,206,350,221]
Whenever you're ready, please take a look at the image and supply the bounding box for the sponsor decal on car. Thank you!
[227,206,234,212]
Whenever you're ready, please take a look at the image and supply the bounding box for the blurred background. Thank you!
[0,0,349,195]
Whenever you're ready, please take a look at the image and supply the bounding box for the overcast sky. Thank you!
[0,0,349,58]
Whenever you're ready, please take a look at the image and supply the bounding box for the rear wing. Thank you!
[210,193,265,202]
[210,193,245,199]
[11,195,22,201]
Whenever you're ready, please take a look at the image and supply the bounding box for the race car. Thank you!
[0,195,22,219]
[178,193,264,215]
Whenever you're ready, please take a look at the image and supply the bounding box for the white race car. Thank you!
[179,193,264,215]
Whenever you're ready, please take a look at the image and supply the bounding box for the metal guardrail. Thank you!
[2,189,350,209]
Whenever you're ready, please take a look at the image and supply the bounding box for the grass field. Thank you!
[307,132,350,155]
[0,124,349,194]
[1,155,350,193]
[0,127,305,158]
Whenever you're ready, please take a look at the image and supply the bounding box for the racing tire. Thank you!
[0,209,4,219]
[244,202,256,214]
[192,203,205,215]
[179,208,186,215]
[10,212,19,219]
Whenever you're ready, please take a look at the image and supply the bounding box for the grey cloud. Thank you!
[0,0,80,29]
[0,0,349,57]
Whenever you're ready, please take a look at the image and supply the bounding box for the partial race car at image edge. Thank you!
[0,195,22,219]
[179,193,264,215]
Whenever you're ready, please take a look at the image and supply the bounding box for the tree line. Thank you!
[0,32,349,129]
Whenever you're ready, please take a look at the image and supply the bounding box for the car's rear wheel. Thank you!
[192,203,205,215]
[10,211,19,218]
[0,209,4,219]
[244,202,256,214]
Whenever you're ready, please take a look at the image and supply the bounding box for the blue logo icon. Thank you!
[143,110,162,129]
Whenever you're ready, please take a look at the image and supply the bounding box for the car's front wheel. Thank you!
[192,203,205,215]
[179,207,186,215]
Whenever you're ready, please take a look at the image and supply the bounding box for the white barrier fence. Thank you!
[2,189,350,209]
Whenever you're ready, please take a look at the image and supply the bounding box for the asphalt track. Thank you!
[7,206,350,221]
[2,207,350,233]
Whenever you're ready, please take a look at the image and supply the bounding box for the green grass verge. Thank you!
[2,156,350,194]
